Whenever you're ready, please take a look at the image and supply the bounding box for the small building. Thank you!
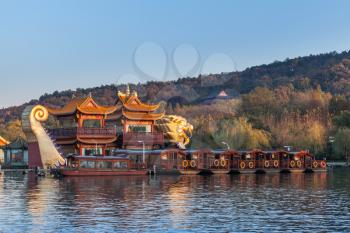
[2,137,28,169]
[0,136,10,164]
[198,89,238,105]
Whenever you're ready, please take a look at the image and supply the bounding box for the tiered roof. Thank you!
[46,88,164,121]
[47,94,121,116]
[117,86,164,121]
[2,137,27,149]
[0,136,9,147]
[122,109,164,121]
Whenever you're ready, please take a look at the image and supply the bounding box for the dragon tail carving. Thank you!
[22,105,65,169]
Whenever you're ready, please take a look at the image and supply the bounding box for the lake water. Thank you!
[0,169,350,232]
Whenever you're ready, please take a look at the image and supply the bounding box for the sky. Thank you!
[0,0,350,108]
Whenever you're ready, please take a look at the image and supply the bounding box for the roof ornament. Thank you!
[88,92,92,98]
[126,84,130,96]
[72,93,76,99]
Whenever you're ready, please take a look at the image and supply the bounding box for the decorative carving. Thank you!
[155,115,193,149]
[22,105,65,169]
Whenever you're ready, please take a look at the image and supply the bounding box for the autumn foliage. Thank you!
[1,51,350,160]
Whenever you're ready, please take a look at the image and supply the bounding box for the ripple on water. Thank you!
[0,170,350,232]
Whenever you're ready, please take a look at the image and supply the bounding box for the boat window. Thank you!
[10,151,24,163]
[96,161,112,169]
[171,152,177,160]
[82,119,101,128]
[113,161,128,169]
[104,120,116,128]
[127,125,151,132]
[59,117,76,128]
[82,148,102,156]
[80,160,95,168]
[115,125,124,133]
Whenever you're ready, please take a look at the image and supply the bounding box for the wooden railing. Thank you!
[122,132,164,147]
[77,127,116,137]
[48,127,117,138]
[48,128,77,138]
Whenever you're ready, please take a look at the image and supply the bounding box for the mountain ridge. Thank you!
[1,50,350,124]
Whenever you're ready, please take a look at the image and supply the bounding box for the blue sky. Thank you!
[0,0,350,108]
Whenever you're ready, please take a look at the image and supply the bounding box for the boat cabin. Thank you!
[61,155,147,176]
[219,150,241,171]
[46,86,165,158]
[2,137,28,169]
[0,136,9,165]
[118,86,164,149]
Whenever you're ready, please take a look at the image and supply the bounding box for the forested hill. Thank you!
[1,50,350,123]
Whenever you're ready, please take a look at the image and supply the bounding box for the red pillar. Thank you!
[28,142,43,168]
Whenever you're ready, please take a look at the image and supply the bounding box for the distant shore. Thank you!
[326,161,350,167]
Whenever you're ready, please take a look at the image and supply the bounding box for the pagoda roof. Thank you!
[122,109,164,121]
[217,90,228,97]
[105,111,122,121]
[118,90,160,112]
[0,136,9,146]
[77,137,117,144]
[47,95,121,116]
[2,137,28,150]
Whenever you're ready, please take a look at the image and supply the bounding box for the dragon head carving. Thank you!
[155,115,193,149]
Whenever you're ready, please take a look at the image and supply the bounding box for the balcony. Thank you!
[77,127,117,138]
[48,127,117,139]
[122,132,164,148]
[48,128,77,139]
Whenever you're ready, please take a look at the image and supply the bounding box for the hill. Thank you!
[1,50,350,161]
[1,50,350,125]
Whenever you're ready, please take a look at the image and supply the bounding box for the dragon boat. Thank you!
[21,86,327,177]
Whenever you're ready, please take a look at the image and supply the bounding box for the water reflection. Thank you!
[0,170,349,232]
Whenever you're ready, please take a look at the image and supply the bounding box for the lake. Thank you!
[0,169,350,232]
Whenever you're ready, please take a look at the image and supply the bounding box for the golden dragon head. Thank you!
[155,115,193,149]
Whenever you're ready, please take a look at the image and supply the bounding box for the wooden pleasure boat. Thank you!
[55,155,148,176]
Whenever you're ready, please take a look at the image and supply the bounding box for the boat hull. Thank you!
[289,169,305,173]
[239,169,256,174]
[263,169,281,173]
[211,169,230,174]
[60,169,148,176]
[179,170,201,175]
[312,168,327,172]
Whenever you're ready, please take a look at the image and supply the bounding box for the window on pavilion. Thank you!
[59,117,76,128]
[82,147,103,156]
[127,125,151,133]
[82,119,101,128]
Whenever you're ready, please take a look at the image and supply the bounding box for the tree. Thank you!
[212,117,270,150]
[329,95,350,116]
[334,128,350,164]
[241,87,276,117]
[304,121,327,155]
[333,111,350,128]
[0,120,25,141]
